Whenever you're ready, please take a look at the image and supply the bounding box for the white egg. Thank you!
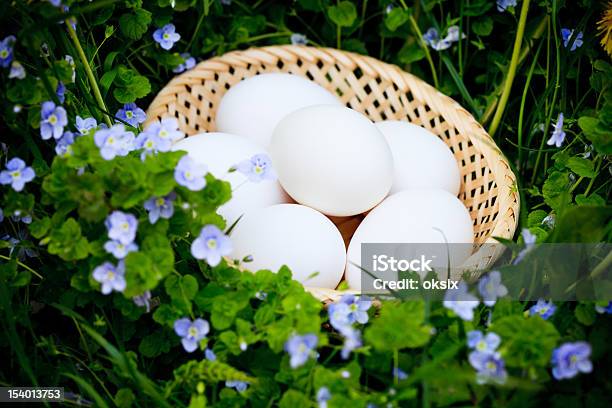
[172,133,290,226]
[375,121,461,195]
[270,105,394,217]
[345,189,474,290]
[230,204,346,288]
[215,73,342,148]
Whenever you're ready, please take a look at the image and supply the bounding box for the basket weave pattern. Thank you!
[146,45,520,302]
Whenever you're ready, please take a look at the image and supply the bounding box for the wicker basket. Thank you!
[145,45,520,302]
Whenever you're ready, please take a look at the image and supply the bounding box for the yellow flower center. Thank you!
[163,33,170,40]
[106,271,115,280]
[254,165,264,174]
[476,341,487,351]
[11,170,20,178]
[156,198,165,206]
[121,222,129,231]
[126,111,133,119]
[486,361,496,370]
[108,137,115,145]
[48,114,57,125]
[159,130,169,138]
[145,140,154,149]
[188,327,198,337]
[0,50,7,58]
[185,171,192,179]
[206,239,217,249]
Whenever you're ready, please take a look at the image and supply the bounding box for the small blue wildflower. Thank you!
[561,29,584,51]
[144,192,176,224]
[173,53,196,73]
[116,103,146,128]
[92,261,126,295]
[205,348,217,361]
[468,351,508,384]
[385,4,394,14]
[339,326,362,359]
[529,299,556,320]
[393,367,408,380]
[478,270,508,306]
[75,116,97,135]
[551,341,592,380]
[328,302,351,331]
[105,210,138,245]
[174,317,210,352]
[236,153,277,182]
[191,224,232,267]
[153,24,181,50]
[445,26,466,43]
[340,294,372,324]
[104,239,138,259]
[284,333,318,368]
[133,291,151,312]
[316,387,331,408]
[0,35,16,68]
[443,281,480,321]
[225,380,249,393]
[94,124,135,160]
[595,301,612,314]
[55,131,76,156]
[40,101,68,140]
[255,291,267,300]
[9,61,25,79]
[11,210,32,224]
[48,0,62,6]
[65,55,75,82]
[542,213,556,229]
[497,0,517,12]
[175,155,208,191]
[514,228,537,264]
[0,157,35,192]
[147,117,184,143]
[547,113,566,148]
[291,33,308,45]
[467,330,501,354]
[56,81,65,103]
[423,26,463,51]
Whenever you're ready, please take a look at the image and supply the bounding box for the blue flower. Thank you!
[595,301,612,314]
[56,81,65,103]
[328,302,352,331]
[105,210,138,245]
[147,117,184,143]
[174,155,208,191]
[529,299,556,320]
[561,29,584,51]
[467,330,501,354]
[153,24,181,50]
[443,281,479,321]
[468,351,508,384]
[546,113,566,148]
[497,0,517,12]
[514,228,537,264]
[173,53,196,73]
[284,333,318,368]
[94,124,135,160]
[204,348,217,361]
[225,380,249,392]
[478,270,508,306]
[92,261,126,295]
[40,101,68,140]
[393,367,408,380]
[0,35,16,68]
[339,326,362,359]
[144,192,176,224]
[551,341,592,380]
[104,239,138,259]
[10,210,31,224]
[191,224,232,267]
[291,33,308,45]
[236,153,277,182]
[341,294,372,324]
[0,157,35,192]
[9,61,25,79]
[116,103,146,128]
[132,291,151,312]
[422,26,464,51]
[48,0,62,6]
[75,115,97,135]
[55,131,76,156]
[316,387,331,408]
[174,317,210,352]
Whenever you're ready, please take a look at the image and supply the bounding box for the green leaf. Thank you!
[364,301,431,351]
[113,65,151,103]
[29,217,52,239]
[575,193,605,206]
[566,157,595,178]
[139,330,172,358]
[472,16,493,36]
[578,116,612,154]
[491,315,559,368]
[574,303,596,326]
[384,8,410,32]
[398,41,426,64]
[279,389,310,408]
[114,388,135,408]
[549,206,612,243]
[327,1,357,27]
[542,171,571,211]
[119,9,152,40]
[47,218,90,261]
[527,210,547,227]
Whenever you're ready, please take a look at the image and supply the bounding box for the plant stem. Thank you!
[66,21,112,127]
[488,0,531,138]
[0,255,43,280]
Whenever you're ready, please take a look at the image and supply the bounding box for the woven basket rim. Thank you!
[145,45,520,303]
